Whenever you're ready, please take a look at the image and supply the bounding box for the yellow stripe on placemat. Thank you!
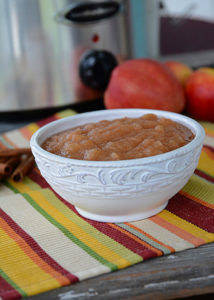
[29,189,133,269]
[0,224,61,296]
[0,217,69,286]
[42,189,142,265]
[147,214,205,247]
[26,123,40,134]
[158,210,214,243]
[55,109,76,119]
[201,121,214,134]
[182,174,214,208]
[132,219,193,251]
[19,127,35,141]
[5,176,41,194]
[0,111,214,300]
[0,193,111,280]
[198,149,214,175]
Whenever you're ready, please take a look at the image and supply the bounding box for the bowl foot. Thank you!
[75,202,168,223]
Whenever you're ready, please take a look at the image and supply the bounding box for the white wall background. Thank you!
[162,0,214,21]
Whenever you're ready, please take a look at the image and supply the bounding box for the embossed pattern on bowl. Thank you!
[30,109,205,223]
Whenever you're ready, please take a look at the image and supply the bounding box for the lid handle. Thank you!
[65,1,120,23]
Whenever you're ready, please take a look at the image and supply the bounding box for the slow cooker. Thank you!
[0,0,132,113]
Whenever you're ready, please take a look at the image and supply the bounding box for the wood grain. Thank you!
[28,243,214,300]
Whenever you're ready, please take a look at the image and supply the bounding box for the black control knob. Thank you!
[79,50,118,91]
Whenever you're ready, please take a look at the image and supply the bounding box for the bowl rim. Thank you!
[30,109,205,167]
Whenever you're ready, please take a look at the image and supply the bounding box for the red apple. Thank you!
[104,59,186,113]
[164,61,193,87]
[185,68,214,121]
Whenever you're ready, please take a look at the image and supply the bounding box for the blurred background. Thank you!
[0,0,214,114]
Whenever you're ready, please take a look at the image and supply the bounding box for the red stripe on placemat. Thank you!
[0,276,21,300]
[204,144,214,153]
[194,169,214,183]
[167,193,214,233]
[203,145,214,160]
[36,115,58,128]
[1,209,78,284]
[31,187,156,260]
[28,169,50,189]
[90,220,158,260]
[57,196,158,260]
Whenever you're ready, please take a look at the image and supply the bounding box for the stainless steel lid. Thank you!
[0,0,131,112]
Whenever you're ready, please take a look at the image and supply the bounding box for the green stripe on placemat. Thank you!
[0,109,214,299]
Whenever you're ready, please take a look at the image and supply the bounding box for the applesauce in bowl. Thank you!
[42,114,194,161]
[30,109,205,223]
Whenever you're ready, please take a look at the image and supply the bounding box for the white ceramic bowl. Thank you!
[30,109,205,223]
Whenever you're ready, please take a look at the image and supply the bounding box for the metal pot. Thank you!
[0,0,131,112]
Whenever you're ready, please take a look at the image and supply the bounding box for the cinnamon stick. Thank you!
[0,158,7,180]
[0,157,9,174]
[0,157,8,163]
[0,155,21,175]
[0,148,31,157]
[0,160,12,175]
[12,154,35,182]
[8,155,22,173]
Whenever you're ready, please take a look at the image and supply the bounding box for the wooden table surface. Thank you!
[27,243,214,300]
[1,103,214,300]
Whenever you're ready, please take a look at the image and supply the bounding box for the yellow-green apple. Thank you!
[164,61,193,87]
[104,59,186,113]
[185,67,214,121]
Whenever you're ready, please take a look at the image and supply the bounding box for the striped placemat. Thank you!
[0,109,214,299]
